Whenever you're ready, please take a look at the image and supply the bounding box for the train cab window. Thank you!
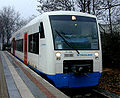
[39,22,45,38]
[28,33,39,54]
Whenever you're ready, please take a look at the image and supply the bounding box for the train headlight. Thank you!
[56,52,61,58]
[95,52,99,56]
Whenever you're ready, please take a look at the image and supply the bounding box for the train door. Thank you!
[13,38,15,56]
[24,33,27,65]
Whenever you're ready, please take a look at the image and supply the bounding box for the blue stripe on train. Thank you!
[14,55,102,88]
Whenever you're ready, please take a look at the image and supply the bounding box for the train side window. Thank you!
[33,33,39,54]
[28,33,39,54]
[28,34,33,52]
[15,39,23,52]
[39,22,45,38]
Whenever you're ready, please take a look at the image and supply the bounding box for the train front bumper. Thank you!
[47,72,102,88]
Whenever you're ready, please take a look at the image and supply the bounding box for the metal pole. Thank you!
[1,33,2,50]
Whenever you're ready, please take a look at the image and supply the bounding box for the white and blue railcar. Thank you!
[11,11,102,88]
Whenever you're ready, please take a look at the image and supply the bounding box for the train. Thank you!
[10,11,102,88]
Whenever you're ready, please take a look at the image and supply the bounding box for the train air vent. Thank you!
[64,54,74,57]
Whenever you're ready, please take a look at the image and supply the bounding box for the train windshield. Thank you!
[49,15,99,50]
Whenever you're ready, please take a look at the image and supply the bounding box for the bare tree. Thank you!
[56,0,75,11]
[98,0,120,33]
[37,0,120,34]
[37,0,75,13]
[0,16,5,45]
[76,0,91,13]
[0,6,26,45]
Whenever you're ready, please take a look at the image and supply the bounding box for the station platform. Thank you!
[0,51,68,98]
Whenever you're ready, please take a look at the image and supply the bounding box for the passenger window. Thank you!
[28,33,39,54]
[39,22,45,38]
[15,39,23,52]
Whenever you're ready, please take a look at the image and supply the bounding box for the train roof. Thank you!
[11,11,97,39]
[25,11,96,27]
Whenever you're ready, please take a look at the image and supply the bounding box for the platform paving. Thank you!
[0,51,69,98]
[2,53,35,98]
[5,52,46,98]
[0,51,21,98]
[0,52,9,98]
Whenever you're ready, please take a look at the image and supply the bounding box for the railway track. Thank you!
[92,87,120,98]
[60,87,120,98]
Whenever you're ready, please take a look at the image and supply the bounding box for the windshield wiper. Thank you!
[55,30,80,54]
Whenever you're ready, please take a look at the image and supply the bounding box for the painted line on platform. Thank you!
[7,51,69,98]
[8,52,56,98]
[0,51,21,98]
[2,52,34,98]
[5,52,47,98]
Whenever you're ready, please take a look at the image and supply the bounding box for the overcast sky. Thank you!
[0,0,40,18]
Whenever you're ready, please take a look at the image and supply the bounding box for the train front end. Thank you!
[46,13,102,88]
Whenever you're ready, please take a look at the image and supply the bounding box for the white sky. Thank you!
[0,0,40,18]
